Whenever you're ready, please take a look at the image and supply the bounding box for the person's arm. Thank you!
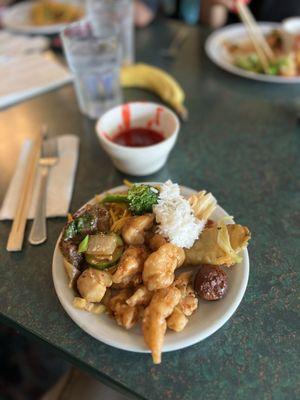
[134,0,158,27]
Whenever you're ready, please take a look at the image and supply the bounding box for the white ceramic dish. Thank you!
[52,184,249,354]
[2,1,84,35]
[205,22,300,84]
[95,102,180,176]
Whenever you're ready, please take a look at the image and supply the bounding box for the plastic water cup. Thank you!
[87,0,134,65]
[61,20,122,119]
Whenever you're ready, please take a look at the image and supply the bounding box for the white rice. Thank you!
[153,180,205,249]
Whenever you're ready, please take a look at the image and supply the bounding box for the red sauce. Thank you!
[112,128,165,147]
[122,104,131,129]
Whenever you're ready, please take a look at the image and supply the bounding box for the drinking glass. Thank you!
[61,20,122,119]
[87,0,134,65]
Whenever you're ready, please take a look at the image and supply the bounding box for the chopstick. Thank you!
[239,2,274,61]
[6,135,41,252]
[236,1,274,73]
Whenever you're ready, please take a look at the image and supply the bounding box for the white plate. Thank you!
[2,1,84,35]
[205,22,300,84]
[52,184,249,353]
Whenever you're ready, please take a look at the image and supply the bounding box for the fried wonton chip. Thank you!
[188,190,217,221]
[185,223,251,267]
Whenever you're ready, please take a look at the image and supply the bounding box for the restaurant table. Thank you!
[0,20,299,400]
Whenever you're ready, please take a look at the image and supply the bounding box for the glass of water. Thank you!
[61,20,122,119]
[87,0,134,65]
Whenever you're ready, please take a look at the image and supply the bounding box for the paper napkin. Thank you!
[0,135,79,220]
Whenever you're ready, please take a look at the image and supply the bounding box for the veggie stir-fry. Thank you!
[225,30,300,77]
[59,181,251,364]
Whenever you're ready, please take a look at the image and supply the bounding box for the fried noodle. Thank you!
[106,202,132,233]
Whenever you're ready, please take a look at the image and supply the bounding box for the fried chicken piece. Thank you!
[167,272,198,332]
[126,285,153,307]
[101,288,112,308]
[166,308,188,332]
[179,292,198,316]
[109,288,140,330]
[77,268,112,303]
[122,214,154,245]
[173,271,192,290]
[111,273,142,289]
[142,286,181,364]
[112,245,149,285]
[148,233,167,251]
[173,272,198,315]
[108,288,131,312]
[143,243,185,291]
[73,297,106,314]
[185,224,251,267]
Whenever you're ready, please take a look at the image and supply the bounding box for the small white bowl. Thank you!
[95,102,180,176]
[282,17,300,52]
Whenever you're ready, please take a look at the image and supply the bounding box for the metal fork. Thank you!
[29,136,59,245]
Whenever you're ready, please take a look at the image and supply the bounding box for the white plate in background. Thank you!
[205,22,300,84]
[2,1,84,35]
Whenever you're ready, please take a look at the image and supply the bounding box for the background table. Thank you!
[0,20,299,400]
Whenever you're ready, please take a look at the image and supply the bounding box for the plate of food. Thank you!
[2,0,84,35]
[205,22,300,83]
[52,181,251,364]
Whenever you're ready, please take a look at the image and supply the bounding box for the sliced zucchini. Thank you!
[85,241,124,270]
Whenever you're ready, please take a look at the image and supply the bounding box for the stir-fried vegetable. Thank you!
[63,205,110,242]
[101,184,159,215]
[84,233,124,270]
[234,53,293,76]
[85,246,123,270]
[86,233,119,256]
[64,213,96,241]
[235,53,263,73]
[78,235,89,253]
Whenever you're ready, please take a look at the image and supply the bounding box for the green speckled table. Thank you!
[0,20,299,400]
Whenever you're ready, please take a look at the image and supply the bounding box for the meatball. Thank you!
[194,265,228,301]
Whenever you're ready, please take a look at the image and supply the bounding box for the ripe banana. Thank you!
[120,63,188,120]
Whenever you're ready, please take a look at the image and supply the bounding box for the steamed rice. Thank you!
[153,180,204,249]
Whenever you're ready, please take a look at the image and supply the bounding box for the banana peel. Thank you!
[120,63,188,121]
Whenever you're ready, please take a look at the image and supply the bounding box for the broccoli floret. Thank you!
[101,184,159,215]
[127,184,159,214]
